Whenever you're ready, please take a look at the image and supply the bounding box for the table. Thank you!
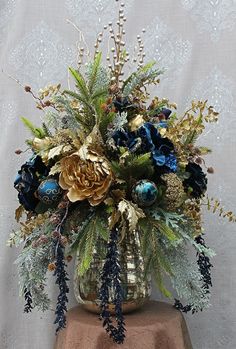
[54,301,193,349]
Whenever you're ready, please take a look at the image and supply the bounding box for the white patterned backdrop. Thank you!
[0,1,236,348]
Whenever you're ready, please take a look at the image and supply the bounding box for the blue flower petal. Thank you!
[152,151,166,166]
[165,154,178,172]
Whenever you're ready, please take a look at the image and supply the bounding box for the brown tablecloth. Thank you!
[54,301,193,349]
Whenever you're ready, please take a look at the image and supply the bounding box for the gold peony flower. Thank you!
[59,148,113,206]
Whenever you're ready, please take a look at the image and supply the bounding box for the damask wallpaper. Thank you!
[0,1,236,348]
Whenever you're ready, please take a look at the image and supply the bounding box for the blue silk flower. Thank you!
[112,122,177,174]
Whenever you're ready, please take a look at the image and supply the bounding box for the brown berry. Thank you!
[60,236,68,246]
[66,255,73,263]
[24,85,31,92]
[207,167,214,174]
[100,103,108,112]
[15,149,23,155]
[44,100,51,106]
[52,230,60,238]
[48,263,56,271]
[195,157,202,164]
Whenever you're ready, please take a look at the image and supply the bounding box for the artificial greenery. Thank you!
[8,0,236,345]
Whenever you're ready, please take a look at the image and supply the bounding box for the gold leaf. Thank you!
[49,162,62,175]
[111,189,126,202]
[108,209,120,230]
[15,205,25,223]
[48,145,64,159]
[118,199,145,231]
[48,144,73,159]
[104,197,114,206]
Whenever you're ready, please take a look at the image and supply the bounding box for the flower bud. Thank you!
[207,167,214,174]
[24,85,31,92]
[15,149,23,155]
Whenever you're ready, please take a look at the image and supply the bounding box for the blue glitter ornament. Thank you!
[132,180,158,207]
[37,179,63,205]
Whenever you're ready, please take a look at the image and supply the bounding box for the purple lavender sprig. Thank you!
[195,235,213,291]
[52,199,70,333]
[23,288,33,313]
[53,239,69,333]
[99,226,126,344]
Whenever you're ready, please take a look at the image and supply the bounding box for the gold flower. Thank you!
[32,137,52,151]
[161,173,185,211]
[59,148,113,206]
[128,114,145,131]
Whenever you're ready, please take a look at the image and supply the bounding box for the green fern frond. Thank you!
[99,112,116,140]
[139,217,173,298]
[88,52,102,93]
[111,152,154,181]
[78,219,97,275]
[63,90,91,109]
[21,117,46,138]
[69,67,90,100]
[69,208,109,276]
[154,220,179,242]
[92,87,108,100]
[149,228,172,298]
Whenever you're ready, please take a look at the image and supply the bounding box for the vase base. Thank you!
[82,298,149,315]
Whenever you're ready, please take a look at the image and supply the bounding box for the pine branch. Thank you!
[122,61,164,96]
[169,241,212,314]
[99,227,126,344]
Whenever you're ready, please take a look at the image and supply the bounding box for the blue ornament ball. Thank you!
[132,180,158,207]
[37,179,63,205]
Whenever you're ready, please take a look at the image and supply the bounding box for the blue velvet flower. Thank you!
[112,122,178,175]
[159,108,172,119]
[14,155,49,211]
[111,129,137,150]
[157,120,168,129]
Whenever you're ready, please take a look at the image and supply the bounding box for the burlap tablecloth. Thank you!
[54,301,193,349]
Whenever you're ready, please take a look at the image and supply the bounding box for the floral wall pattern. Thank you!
[0,0,236,348]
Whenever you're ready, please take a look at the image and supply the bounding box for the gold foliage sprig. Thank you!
[166,100,219,164]
[7,211,51,247]
[204,196,236,222]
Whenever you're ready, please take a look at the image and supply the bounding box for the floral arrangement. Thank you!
[8,2,236,344]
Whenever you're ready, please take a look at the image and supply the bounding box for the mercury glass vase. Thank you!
[74,230,151,314]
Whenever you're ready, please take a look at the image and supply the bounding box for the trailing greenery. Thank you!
[10,7,229,344]
[15,226,53,311]
[69,208,109,276]
[61,53,110,133]
[139,217,173,298]
[163,244,211,312]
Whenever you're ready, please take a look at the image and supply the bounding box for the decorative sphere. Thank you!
[132,180,158,207]
[37,179,63,205]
